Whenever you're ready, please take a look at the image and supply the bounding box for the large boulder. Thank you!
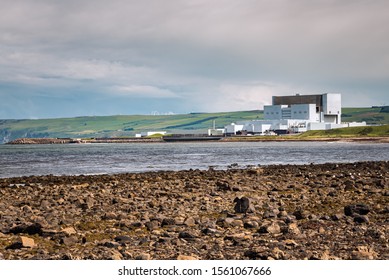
[344,204,370,216]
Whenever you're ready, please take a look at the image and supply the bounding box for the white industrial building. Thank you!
[135,131,167,137]
[225,93,366,135]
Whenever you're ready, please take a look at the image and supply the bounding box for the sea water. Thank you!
[1,141,389,178]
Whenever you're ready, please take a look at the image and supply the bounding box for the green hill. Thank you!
[341,107,389,124]
[0,111,263,143]
[1,107,388,144]
[296,124,389,138]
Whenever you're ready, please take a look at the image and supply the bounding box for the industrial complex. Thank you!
[221,93,366,135]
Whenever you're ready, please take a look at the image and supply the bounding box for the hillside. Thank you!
[1,107,388,144]
[296,124,389,139]
[341,107,389,124]
[0,111,262,143]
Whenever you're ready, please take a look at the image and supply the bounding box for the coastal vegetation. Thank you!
[296,124,389,139]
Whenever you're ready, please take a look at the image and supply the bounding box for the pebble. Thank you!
[0,161,387,260]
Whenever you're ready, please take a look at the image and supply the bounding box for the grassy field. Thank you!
[296,124,389,138]
[1,107,388,143]
[341,107,389,124]
[0,111,263,143]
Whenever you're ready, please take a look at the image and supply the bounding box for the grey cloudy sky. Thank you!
[1,0,388,118]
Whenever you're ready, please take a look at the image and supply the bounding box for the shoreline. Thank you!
[1,161,388,260]
[5,135,389,144]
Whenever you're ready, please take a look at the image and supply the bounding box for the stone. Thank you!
[20,236,36,248]
[61,236,79,246]
[344,204,370,216]
[102,212,118,220]
[111,250,122,260]
[202,228,220,235]
[178,231,196,240]
[244,221,259,229]
[267,223,281,234]
[353,215,369,224]
[352,246,377,260]
[177,255,199,260]
[230,219,244,227]
[9,223,43,236]
[331,214,344,221]
[287,223,301,235]
[145,220,160,231]
[284,239,298,247]
[161,218,176,227]
[135,253,151,260]
[293,209,308,220]
[272,247,285,259]
[114,235,132,244]
[184,217,196,227]
[216,181,231,191]
[259,223,281,234]
[61,227,77,235]
[101,241,120,248]
[234,197,250,214]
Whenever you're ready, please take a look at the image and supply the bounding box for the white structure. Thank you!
[264,93,341,124]
[208,128,225,136]
[225,93,366,135]
[136,131,167,137]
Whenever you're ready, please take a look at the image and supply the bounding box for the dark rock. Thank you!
[202,228,220,235]
[178,231,196,240]
[234,196,250,214]
[344,204,370,216]
[293,209,308,220]
[244,221,259,229]
[129,222,143,228]
[9,223,43,236]
[331,214,345,221]
[216,181,231,191]
[244,249,268,260]
[101,241,121,248]
[145,220,160,231]
[258,223,281,234]
[135,253,151,260]
[161,218,176,227]
[114,235,132,244]
[263,210,279,219]
[353,215,369,224]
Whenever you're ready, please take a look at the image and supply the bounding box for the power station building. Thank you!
[264,93,341,124]
[224,93,365,135]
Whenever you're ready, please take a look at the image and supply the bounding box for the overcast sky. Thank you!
[1,0,388,119]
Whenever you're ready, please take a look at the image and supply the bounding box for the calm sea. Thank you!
[0,141,389,178]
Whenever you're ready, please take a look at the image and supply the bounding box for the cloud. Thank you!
[111,85,179,98]
[0,0,389,118]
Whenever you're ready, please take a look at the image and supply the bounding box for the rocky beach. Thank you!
[0,161,388,260]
